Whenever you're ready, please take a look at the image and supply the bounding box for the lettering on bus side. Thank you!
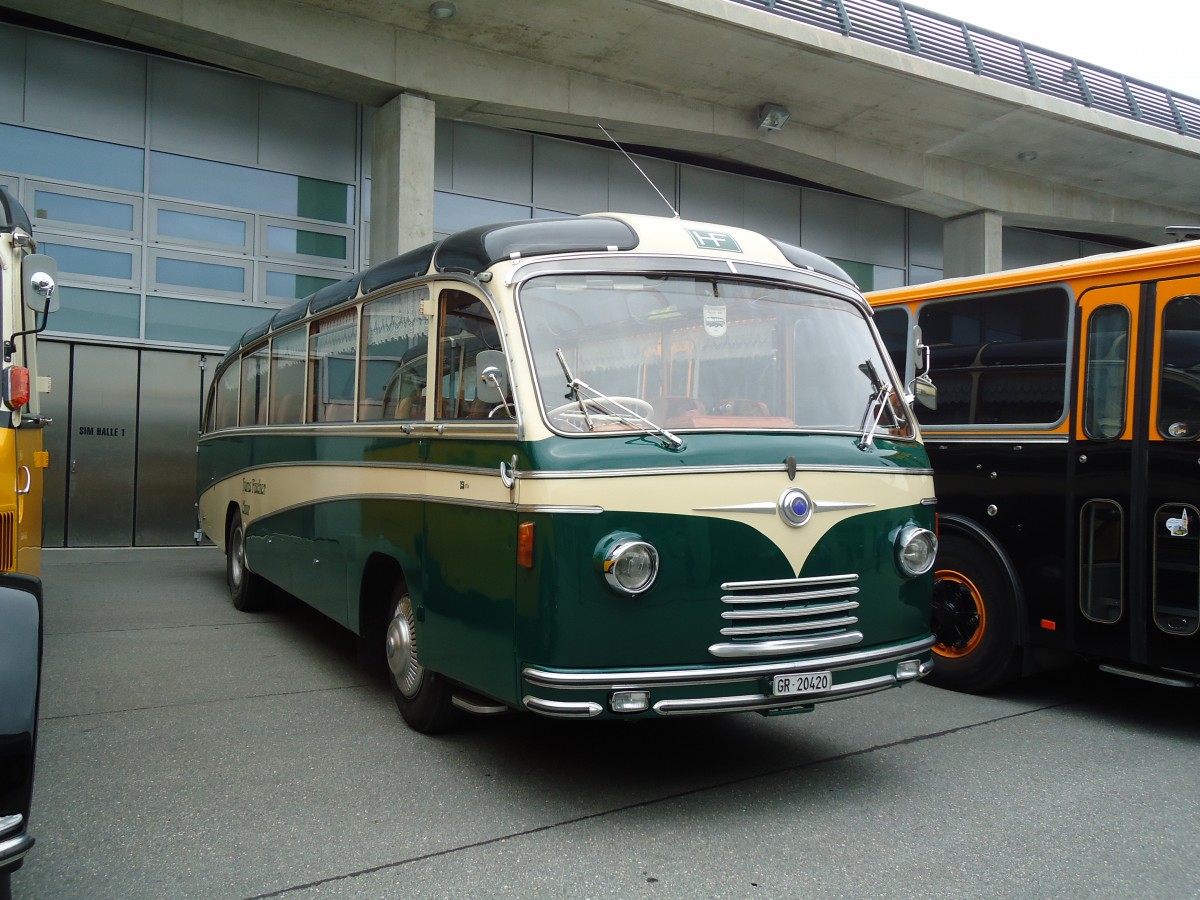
[242,478,266,495]
[77,425,126,436]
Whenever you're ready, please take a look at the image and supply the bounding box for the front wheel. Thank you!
[385,585,459,733]
[928,534,1022,693]
[227,509,269,612]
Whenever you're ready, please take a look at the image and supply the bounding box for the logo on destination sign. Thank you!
[686,229,741,253]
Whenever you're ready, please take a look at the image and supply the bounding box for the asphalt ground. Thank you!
[15,547,1200,899]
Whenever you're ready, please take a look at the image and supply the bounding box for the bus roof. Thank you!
[0,187,32,234]
[230,213,856,353]
[868,239,1200,305]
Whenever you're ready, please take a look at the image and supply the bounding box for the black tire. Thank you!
[384,583,459,733]
[1,869,12,900]
[226,509,269,612]
[927,533,1022,693]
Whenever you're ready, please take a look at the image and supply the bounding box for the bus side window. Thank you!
[359,286,430,422]
[270,326,307,424]
[437,289,505,420]
[1082,305,1129,440]
[1158,295,1200,440]
[309,310,358,423]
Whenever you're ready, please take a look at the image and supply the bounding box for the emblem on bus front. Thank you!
[686,229,741,253]
[778,487,813,527]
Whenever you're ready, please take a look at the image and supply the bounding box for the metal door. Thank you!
[38,341,71,548]
[67,345,137,546]
[135,350,207,545]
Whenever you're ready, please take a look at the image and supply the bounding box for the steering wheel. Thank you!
[547,396,654,430]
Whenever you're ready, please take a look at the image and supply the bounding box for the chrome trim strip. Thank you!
[693,499,874,514]
[721,574,858,591]
[720,592,859,605]
[451,693,510,715]
[522,696,604,718]
[1097,664,1199,688]
[516,504,605,515]
[523,463,933,479]
[0,815,22,838]
[652,674,897,715]
[521,635,936,689]
[0,816,32,867]
[719,616,859,636]
[709,630,863,658]
[721,604,857,621]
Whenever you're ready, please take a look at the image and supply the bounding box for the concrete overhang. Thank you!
[6,0,1198,243]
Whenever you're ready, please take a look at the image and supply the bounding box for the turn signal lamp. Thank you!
[3,365,29,410]
[517,521,535,569]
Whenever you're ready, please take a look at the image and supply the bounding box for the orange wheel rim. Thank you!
[932,568,987,658]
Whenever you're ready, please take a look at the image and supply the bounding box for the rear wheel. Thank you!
[928,534,1022,692]
[385,584,459,733]
[227,509,269,612]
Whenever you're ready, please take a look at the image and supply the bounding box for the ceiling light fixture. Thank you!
[757,103,791,132]
[429,1,456,19]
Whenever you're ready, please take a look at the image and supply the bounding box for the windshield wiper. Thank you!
[856,358,894,450]
[555,348,684,450]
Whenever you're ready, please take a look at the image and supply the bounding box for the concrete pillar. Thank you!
[943,210,1003,277]
[370,92,436,265]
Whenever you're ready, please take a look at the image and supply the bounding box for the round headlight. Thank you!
[895,525,937,577]
[602,540,660,595]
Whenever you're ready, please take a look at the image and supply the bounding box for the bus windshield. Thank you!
[519,272,912,438]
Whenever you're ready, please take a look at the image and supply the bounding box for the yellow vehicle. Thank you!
[0,187,55,578]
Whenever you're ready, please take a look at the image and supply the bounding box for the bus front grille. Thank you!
[0,510,15,571]
[708,574,864,659]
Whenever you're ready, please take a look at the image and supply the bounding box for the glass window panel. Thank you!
[39,240,135,282]
[0,123,144,191]
[1080,500,1123,624]
[873,307,910,378]
[434,191,530,235]
[270,327,307,424]
[309,310,358,422]
[1082,305,1129,440]
[45,285,140,339]
[265,270,339,302]
[145,297,274,347]
[437,289,506,420]
[239,345,269,426]
[155,255,246,294]
[916,287,1069,426]
[265,224,348,261]
[1157,295,1200,440]
[358,286,430,421]
[150,151,353,223]
[32,188,136,233]
[215,361,240,430]
[156,207,248,248]
[1153,503,1199,636]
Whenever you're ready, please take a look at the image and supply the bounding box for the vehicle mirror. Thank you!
[476,349,509,403]
[913,373,937,411]
[912,324,929,377]
[23,255,59,314]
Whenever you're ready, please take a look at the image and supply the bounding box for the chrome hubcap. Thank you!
[229,526,245,587]
[385,595,423,698]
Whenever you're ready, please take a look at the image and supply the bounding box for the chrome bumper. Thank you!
[0,814,33,870]
[522,635,935,719]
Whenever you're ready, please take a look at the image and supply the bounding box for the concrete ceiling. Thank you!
[6,0,1199,243]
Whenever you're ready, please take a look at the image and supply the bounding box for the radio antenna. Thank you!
[598,123,678,218]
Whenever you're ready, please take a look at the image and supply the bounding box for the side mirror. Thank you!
[475,349,509,404]
[913,373,937,411]
[908,324,936,410]
[23,255,59,314]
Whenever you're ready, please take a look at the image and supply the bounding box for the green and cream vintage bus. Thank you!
[197,213,937,733]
